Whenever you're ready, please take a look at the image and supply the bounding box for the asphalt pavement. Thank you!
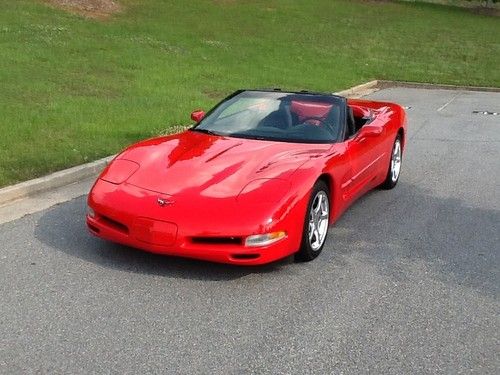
[1,87,499,374]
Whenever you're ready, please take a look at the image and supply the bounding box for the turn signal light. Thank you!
[245,231,286,247]
[87,206,95,218]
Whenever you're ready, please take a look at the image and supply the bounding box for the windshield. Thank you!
[192,91,345,143]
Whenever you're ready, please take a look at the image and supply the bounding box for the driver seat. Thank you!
[259,100,292,129]
[290,100,333,126]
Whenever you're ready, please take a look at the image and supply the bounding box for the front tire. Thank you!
[295,180,330,262]
[380,135,402,190]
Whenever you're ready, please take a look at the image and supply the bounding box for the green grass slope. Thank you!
[0,0,499,187]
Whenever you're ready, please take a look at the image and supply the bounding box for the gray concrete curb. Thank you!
[335,80,380,98]
[0,155,115,207]
[377,80,500,93]
[0,79,497,207]
[336,80,500,97]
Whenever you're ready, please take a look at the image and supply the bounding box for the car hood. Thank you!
[116,131,331,198]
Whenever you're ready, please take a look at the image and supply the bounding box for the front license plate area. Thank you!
[133,217,178,246]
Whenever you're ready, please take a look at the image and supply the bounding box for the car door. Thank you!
[343,112,385,201]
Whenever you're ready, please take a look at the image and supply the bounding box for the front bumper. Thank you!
[86,180,301,265]
[87,215,293,265]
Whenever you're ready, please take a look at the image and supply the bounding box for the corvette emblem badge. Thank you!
[157,197,173,207]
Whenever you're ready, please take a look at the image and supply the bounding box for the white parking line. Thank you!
[437,92,461,112]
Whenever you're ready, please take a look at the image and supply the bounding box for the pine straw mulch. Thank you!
[42,0,122,20]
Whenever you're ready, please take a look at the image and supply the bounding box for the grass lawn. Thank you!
[0,0,499,187]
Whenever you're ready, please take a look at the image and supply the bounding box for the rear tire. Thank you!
[380,135,402,190]
[295,180,330,262]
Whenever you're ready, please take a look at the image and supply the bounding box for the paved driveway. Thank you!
[1,87,499,374]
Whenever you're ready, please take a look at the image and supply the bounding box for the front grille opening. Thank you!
[99,215,129,235]
[191,236,243,245]
[231,253,260,260]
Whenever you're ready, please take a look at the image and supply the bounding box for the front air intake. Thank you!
[190,236,243,245]
[99,215,129,235]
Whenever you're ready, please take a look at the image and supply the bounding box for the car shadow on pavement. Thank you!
[34,182,499,291]
[34,196,292,281]
[326,182,500,298]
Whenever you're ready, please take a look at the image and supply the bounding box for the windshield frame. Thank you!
[191,90,347,144]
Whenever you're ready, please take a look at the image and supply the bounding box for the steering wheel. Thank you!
[300,116,327,126]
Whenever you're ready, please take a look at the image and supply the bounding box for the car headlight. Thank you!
[245,231,286,247]
[100,159,140,184]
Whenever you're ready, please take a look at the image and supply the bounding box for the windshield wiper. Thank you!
[191,128,221,136]
[231,133,268,141]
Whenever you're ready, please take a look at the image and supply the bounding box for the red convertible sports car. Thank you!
[87,89,407,265]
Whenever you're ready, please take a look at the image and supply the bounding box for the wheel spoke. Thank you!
[314,229,320,244]
[314,194,322,213]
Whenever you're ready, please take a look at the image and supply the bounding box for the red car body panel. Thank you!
[87,95,407,265]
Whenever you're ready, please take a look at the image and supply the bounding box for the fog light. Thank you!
[87,206,95,218]
[245,231,286,247]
